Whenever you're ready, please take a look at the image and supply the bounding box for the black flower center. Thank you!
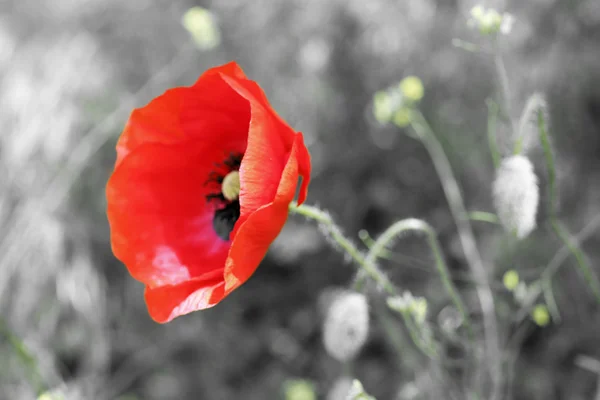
[213,200,240,241]
[206,153,243,241]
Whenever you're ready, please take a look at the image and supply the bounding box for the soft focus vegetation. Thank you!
[1,0,600,399]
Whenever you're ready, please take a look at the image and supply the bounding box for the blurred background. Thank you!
[1,0,600,399]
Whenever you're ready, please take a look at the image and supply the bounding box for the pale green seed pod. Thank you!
[221,170,240,201]
[323,291,369,362]
[493,155,539,239]
[182,7,221,50]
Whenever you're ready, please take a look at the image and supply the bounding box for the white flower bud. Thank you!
[493,155,539,239]
[323,291,369,362]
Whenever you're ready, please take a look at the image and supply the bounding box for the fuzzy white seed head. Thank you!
[323,291,369,362]
[493,155,539,239]
[516,92,549,154]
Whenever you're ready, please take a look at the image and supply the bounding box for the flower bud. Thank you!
[468,5,514,36]
[182,7,221,50]
[492,155,539,239]
[399,76,424,103]
[387,291,428,324]
[532,304,550,327]
[503,269,520,291]
[323,291,369,362]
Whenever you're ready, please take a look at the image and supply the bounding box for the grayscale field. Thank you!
[1,1,600,399]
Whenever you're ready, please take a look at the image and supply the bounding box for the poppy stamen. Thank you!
[207,153,243,240]
[221,170,240,201]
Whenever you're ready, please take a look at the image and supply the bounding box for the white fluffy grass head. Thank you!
[322,291,369,362]
[493,155,540,239]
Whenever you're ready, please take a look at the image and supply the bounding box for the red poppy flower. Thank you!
[106,62,311,323]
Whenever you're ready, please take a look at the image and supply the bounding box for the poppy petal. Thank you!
[219,72,296,218]
[292,133,311,205]
[107,141,234,288]
[116,64,250,166]
[107,62,312,323]
[144,272,225,323]
[223,133,307,294]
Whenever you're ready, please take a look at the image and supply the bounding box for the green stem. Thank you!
[511,213,600,328]
[452,38,481,53]
[493,40,517,136]
[486,98,501,169]
[468,211,500,225]
[372,301,418,368]
[539,112,557,215]
[549,219,600,301]
[409,110,501,400]
[536,111,600,302]
[542,276,561,322]
[0,319,46,395]
[358,230,394,259]
[400,309,438,359]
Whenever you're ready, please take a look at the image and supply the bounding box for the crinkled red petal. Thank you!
[107,62,251,291]
[107,141,237,288]
[144,268,225,323]
[107,61,312,323]
[219,133,309,297]
[115,62,250,166]
[219,73,301,219]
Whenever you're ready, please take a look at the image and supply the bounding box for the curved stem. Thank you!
[468,211,500,225]
[409,110,501,400]
[289,203,441,359]
[288,203,395,295]
[363,218,473,336]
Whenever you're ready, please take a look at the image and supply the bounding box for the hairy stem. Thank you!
[289,203,367,269]
[290,203,441,359]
